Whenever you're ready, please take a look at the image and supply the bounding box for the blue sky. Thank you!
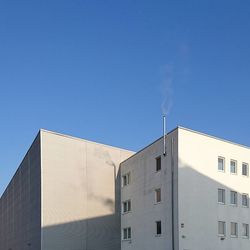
[0,0,250,195]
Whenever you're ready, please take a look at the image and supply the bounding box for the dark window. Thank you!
[156,221,162,235]
[122,200,131,213]
[123,227,131,240]
[242,163,249,176]
[122,173,130,187]
[156,157,161,172]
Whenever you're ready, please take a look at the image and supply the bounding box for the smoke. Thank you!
[160,41,190,115]
[161,63,174,115]
[94,148,116,168]
[92,148,117,212]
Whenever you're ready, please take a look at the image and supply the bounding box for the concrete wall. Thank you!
[0,133,41,250]
[120,129,179,250]
[40,130,134,250]
[178,127,250,250]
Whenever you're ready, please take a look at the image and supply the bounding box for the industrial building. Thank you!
[1,126,250,250]
[0,129,134,250]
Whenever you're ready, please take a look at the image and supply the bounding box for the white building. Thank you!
[120,126,250,250]
[1,126,250,250]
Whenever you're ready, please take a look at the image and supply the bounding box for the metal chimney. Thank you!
[163,115,167,156]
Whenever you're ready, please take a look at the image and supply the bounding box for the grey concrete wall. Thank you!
[40,130,134,250]
[120,129,179,250]
[0,133,41,250]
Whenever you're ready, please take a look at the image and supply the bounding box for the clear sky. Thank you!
[0,0,250,196]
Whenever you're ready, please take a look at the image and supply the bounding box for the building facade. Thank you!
[1,127,250,250]
[0,129,134,250]
[120,127,250,250]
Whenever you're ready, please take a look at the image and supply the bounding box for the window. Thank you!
[242,163,249,177]
[156,221,162,236]
[243,224,249,238]
[230,160,237,174]
[123,227,131,240]
[231,222,238,237]
[122,173,130,187]
[242,194,249,207]
[218,157,225,172]
[218,189,225,204]
[122,200,131,213]
[155,188,161,203]
[156,156,161,172]
[230,191,238,206]
[218,221,226,236]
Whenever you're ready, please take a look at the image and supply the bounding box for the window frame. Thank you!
[230,191,238,206]
[155,188,162,204]
[122,227,132,240]
[242,194,249,208]
[218,157,225,172]
[218,188,225,205]
[231,222,238,238]
[122,200,131,214]
[156,156,162,172]
[242,223,249,238]
[242,163,249,177]
[230,159,237,174]
[156,221,162,236]
[122,172,131,187]
[218,221,226,237]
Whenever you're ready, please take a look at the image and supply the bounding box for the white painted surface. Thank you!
[178,128,250,250]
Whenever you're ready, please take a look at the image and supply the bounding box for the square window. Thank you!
[243,224,249,238]
[156,156,161,172]
[156,221,162,235]
[155,189,161,203]
[242,163,249,177]
[230,160,237,174]
[231,222,238,237]
[218,221,226,236]
[218,157,225,172]
[218,189,225,204]
[230,191,238,206]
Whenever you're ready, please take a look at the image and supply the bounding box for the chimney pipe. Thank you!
[163,115,166,156]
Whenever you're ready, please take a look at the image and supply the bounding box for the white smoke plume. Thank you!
[161,63,174,115]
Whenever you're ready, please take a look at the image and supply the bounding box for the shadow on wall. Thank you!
[178,160,250,250]
[87,166,121,214]
[41,168,122,250]
[42,214,121,250]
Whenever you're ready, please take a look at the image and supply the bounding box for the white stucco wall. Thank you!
[178,127,250,250]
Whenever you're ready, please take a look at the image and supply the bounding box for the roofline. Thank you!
[120,127,179,165]
[120,125,250,165]
[0,131,41,199]
[178,126,250,150]
[40,129,135,154]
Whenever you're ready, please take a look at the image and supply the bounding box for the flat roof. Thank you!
[178,126,250,150]
[121,126,250,164]
[40,129,135,154]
